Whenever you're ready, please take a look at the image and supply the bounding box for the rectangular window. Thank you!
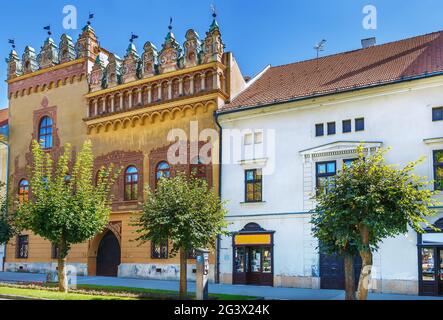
[434,150,443,190]
[254,131,263,144]
[342,120,352,133]
[315,123,324,137]
[16,235,29,259]
[245,169,263,202]
[51,243,59,259]
[316,161,336,195]
[421,248,435,281]
[433,107,443,122]
[151,241,168,259]
[327,122,336,135]
[244,133,253,145]
[355,118,365,131]
[343,158,358,168]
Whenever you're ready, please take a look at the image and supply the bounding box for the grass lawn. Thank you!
[76,284,258,300]
[0,283,259,300]
[0,286,136,300]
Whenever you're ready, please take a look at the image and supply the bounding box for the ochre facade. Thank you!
[4,18,245,281]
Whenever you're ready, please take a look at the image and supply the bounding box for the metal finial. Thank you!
[8,39,15,49]
[87,12,94,25]
[44,25,52,36]
[168,17,173,31]
[211,4,217,18]
[130,33,139,43]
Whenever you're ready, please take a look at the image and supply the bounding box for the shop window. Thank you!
[421,248,435,281]
[234,247,246,273]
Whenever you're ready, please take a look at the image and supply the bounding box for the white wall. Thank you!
[219,77,443,286]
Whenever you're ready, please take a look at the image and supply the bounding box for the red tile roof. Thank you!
[221,31,443,112]
[0,109,8,127]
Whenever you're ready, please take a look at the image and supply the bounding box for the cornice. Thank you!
[6,58,87,84]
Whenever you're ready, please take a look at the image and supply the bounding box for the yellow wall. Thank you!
[6,65,219,270]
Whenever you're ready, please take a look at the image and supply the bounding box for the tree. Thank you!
[0,182,14,245]
[16,140,117,292]
[135,173,228,299]
[312,146,437,300]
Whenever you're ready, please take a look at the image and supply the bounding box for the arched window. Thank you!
[191,157,207,181]
[38,116,53,149]
[18,179,29,203]
[156,161,171,186]
[124,166,138,201]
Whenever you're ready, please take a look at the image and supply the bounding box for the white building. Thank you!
[216,31,443,296]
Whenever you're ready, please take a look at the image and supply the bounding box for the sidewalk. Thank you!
[0,271,441,300]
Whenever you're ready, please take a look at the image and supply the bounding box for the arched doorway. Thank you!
[96,231,121,277]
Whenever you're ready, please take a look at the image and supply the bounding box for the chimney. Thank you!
[361,37,376,48]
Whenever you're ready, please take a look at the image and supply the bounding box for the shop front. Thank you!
[232,223,274,286]
[418,218,443,296]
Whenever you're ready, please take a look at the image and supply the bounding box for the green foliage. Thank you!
[0,182,14,245]
[311,146,438,255]
[135,173,228,255]
[15,140,118,258]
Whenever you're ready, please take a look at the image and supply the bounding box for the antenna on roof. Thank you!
[314,39,326,70]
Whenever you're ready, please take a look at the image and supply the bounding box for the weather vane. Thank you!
[43,25,52,36]
[87,12,95,25]
[168,17,173,31]
[130,33,139,43]
[8,39,15,50]
[211,4,217,18]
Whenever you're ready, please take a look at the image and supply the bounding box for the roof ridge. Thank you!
[269,29,443,71]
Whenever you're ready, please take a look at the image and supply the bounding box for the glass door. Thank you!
[420,247,438,296]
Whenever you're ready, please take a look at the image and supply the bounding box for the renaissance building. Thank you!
[217,32,443,296]
[4,16,246,281]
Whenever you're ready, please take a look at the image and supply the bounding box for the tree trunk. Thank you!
[357,224,373,300]
[179,247,187,299]
[57,246,68,293]
[344,254,356,300]
[57,236,68,293]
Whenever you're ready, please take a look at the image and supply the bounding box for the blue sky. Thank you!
[1,0,443,108]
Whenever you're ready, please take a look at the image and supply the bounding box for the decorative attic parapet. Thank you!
[38,37,59,68]
[106,54,122,88]
[6,49,22,79]
[122,42,140,83]
[87,15,225,92]
[184,29,202,68]
[141,42,158,78]
[22,47,38,74]
[75,24,100,61]
[59,34,76,63]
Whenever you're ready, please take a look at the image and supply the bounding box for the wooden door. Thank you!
[96,231,121,277]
